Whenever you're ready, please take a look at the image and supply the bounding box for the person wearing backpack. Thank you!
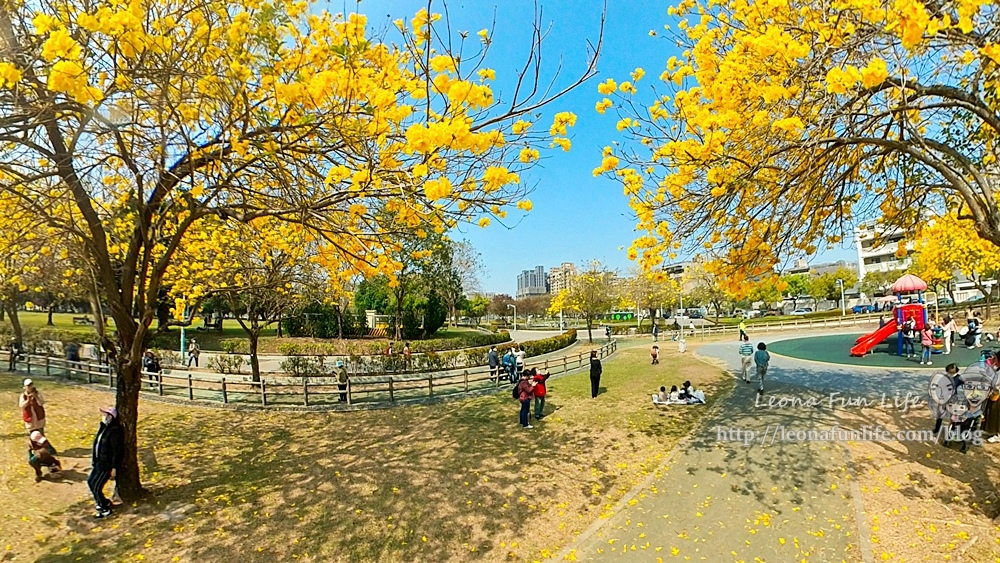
[514,371,536,429]
[531,368,551,420]
[503,349,517,382]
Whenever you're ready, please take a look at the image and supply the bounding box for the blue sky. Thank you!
[323,0,856,294]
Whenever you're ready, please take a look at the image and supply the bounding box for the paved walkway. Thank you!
[562,335,935,562]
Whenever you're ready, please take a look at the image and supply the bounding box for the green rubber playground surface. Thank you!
[768,332,992,368]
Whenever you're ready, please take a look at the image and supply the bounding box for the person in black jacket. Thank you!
[88,406,124,518]
[590,350,602,398]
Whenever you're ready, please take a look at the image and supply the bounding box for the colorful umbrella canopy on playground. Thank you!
[890,274,927,293]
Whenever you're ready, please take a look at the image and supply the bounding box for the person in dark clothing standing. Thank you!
[589,350,602,398]
[88,406,124,518]
[488,346,499,381]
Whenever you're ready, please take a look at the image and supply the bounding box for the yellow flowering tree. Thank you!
[914,213,1000,314]
[594,0,1000,281]
[621,269,679,327]
[0,0,598,499]
[547,261,618,343]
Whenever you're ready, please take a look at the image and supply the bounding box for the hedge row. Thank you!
[210,329,577,376]
[225,329,513,356]
[0,323,100,354]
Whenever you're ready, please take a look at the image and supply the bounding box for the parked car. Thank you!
[762,310,782,317]
[937,297,954,306]
[687,310,704,319]
[852,304,874,314]
[789,308,813,316]
[742,310,762,319]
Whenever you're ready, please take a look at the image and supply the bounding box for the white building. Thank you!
[548,262,577,293]
[854,221,914,280]
[516,266,548,298]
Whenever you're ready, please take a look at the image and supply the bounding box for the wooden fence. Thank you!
[6,340,617,409]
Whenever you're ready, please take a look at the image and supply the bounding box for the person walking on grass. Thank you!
[738,335,754,383]
[88,406,124,519]
[589,350,602,398]
[515,371,536,429]
[652,323,659,342]
[753,342,770,394]
[531,368,551,420]
[19,379,46,435]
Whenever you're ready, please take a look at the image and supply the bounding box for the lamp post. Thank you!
[507,303,517,331]
[837,279,846,316]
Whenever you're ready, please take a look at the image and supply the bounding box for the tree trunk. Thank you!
[586,316,594,343]
[248,331,261,383]
[113,357,144,500]
[47,306,55,326]
[4,300,23,347]
[336,305,343,340]
[394,289,404,341]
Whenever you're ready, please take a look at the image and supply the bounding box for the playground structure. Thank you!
[850,274,933,357]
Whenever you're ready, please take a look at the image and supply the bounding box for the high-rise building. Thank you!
[516,266,549,298]
[854,221,914,280]
[548,262,577,293]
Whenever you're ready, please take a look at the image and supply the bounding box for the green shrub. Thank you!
[220,339,249,354]
[208,354,245,375]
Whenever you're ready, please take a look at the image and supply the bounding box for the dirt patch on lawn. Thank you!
[835,406,1000,562]
[1,343,729,563]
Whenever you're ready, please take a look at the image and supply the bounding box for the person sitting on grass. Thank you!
[657,386,670,404]
[678,381,693,401]
[669,385,680,402]
[28,431,61,482]
[651,345,660,365]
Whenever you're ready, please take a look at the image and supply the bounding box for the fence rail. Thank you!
[4,340,617,409]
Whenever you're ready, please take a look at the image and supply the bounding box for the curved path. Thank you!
[561,333,935,563]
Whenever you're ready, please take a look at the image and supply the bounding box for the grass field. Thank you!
[0,340,731,562]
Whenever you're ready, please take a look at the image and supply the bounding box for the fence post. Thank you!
[87,364,93,384]
[45,356,51,377]
[109,366,114,388]
[578,353,583,369]
[346,379,352,405]
[303,379,309,407]
[428,374,434,397]
[464,370,469,391]
[389,378,394,402]
[158,373,164,396]
[187,373,193,400]
[26,355,31,375]
[563,356,567,373]
[261,380,267,406]
[221,378,227,403]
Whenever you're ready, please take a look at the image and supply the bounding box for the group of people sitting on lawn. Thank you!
[652,381,706,405]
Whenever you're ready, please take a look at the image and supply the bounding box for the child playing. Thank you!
[650,345,660,365]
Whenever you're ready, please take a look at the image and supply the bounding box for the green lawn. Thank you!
[0,340,732,563]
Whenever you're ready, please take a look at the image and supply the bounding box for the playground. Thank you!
[769,332,986,368]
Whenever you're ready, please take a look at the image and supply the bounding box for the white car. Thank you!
[742,310,762,319]
[789,308,813,316]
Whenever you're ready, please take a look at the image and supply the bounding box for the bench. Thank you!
[195,319,223,332]
[72,316,95,325]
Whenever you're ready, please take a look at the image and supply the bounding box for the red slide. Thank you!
[850,319,898,357]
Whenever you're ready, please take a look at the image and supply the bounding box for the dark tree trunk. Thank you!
[113,357,144,499]
[5,300,23,347]
[586,316,594,343]
[336,305,343,340]
[47,306,55,326]
[248,331,261,383]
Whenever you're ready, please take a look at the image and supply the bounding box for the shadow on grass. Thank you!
[22,346,729,563]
